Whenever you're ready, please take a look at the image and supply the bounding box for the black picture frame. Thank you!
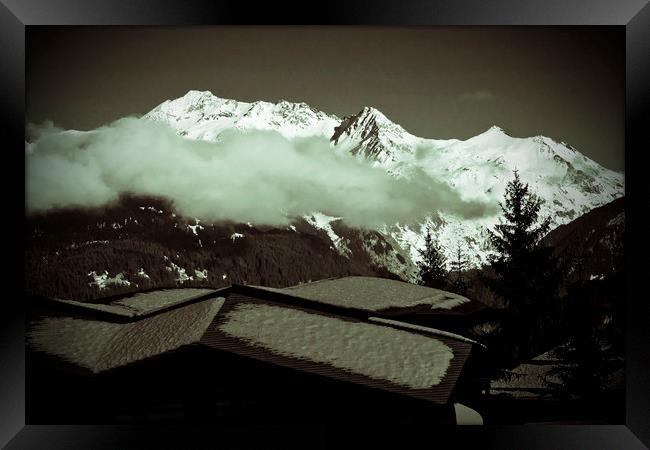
[3,0,648,448]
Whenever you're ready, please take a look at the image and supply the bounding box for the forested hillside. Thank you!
[26,195,403,301]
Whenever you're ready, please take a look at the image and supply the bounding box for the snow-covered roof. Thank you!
[28,296,225,373]
[43,288,219,319]
[367,316,485,347]
[27,280,479,403]
[254,276,472,313]
[219,302,454,389]
[201,292,475,404]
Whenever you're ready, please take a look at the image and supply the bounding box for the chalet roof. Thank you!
[251,276,490,319]
[27,295,225,374]
[41,288,220,320]
[27,278,482,403]
[200,289,476,404]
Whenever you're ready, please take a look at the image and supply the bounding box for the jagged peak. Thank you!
[358,106,390,122]
[330,105,416,153]
[339,107,405,135]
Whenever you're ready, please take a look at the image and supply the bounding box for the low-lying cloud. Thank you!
[26,118,494,228]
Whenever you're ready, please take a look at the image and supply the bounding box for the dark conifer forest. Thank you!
[25,195,403,301]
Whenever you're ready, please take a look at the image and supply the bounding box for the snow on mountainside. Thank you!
[331,106,460,167]
[331,109,624,268]
[303,213,352,257]
[143,90,340,140]
[142,90,625,272]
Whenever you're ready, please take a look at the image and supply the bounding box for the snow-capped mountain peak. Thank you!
[142,91,624,272]
[143,90,340,140]
[470,125,511,140]
[327,108,623,270]
[333,107,410,141]
[454,126,524,152]
[331,106,424,164]
[356,106,394,124]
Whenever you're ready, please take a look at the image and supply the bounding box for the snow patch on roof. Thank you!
[27,297,225,373]
[47,288,218,318]
[112,288,216,314]
[368,317,483,347]
[277,276,470,312]
[218,302,454,389]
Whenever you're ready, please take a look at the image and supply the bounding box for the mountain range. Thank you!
[25,90,625,300]
[143,90,624,269]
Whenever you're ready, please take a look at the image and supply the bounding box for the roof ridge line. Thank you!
[32,287,229,322]
[368,316,485,347]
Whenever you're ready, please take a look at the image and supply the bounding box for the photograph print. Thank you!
[25,26,625,425]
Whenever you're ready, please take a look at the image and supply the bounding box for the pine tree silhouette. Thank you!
[449,244,469,295]
[485,169,560,362]
[416,228,448,289]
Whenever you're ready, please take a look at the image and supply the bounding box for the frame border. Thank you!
[3,1,649,448]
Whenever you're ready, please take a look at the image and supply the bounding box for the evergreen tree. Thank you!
[485,169,560,361]
[449,244,469,295]
[416,228,448,289]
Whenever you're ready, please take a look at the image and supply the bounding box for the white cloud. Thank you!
[26,118,493,228]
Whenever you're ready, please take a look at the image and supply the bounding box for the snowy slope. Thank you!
[143,90,340,140]
[143,91,625,272]
[333,109,624,269]
[303,212,351,256]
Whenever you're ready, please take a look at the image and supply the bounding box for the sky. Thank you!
[26,26,624,172]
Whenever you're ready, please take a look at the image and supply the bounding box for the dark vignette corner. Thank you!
[0,1,26,449]
[4,0,650,449]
